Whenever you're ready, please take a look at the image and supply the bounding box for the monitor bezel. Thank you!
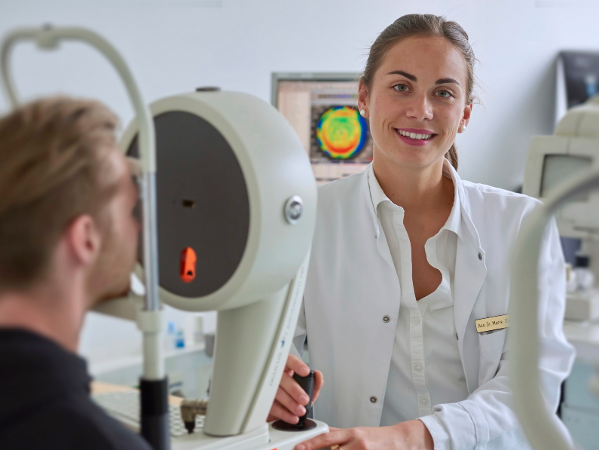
[271,72,363,107]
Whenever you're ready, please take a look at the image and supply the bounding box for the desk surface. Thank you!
[91,381,183,406]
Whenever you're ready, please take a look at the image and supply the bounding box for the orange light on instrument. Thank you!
[180,247,197,283]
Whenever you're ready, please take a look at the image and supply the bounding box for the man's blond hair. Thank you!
[0,96,120,290]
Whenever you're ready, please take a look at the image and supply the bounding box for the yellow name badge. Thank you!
[475,314,509,333]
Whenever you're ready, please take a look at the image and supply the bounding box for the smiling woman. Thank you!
[268,13,574,450]
[360,14,477,171]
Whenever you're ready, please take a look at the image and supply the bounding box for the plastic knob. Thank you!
[271,370,317,432]
[294,371,314,424]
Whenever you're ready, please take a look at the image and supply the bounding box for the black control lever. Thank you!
[272,370,317,431]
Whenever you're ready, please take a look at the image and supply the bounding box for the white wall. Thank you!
[1,0,597,360]
[78,306,216,366]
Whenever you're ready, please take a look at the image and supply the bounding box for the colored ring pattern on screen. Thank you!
[316,106,368,160]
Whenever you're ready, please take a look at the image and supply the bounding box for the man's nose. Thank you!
[405,94,433,121]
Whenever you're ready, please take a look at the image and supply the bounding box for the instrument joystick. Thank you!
[272,370,317,431]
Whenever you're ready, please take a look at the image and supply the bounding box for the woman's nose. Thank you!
[405,94,433,121]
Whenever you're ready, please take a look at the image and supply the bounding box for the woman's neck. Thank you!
[372,153,452,213]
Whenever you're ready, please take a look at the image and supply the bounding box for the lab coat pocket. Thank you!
[478,328,507,384]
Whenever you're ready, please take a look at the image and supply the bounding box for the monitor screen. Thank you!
[559,51,599,109]
[273,74,373,184]
[541,154,592,198]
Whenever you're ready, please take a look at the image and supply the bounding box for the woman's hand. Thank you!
[294,420,434,450]
[267,353,324,424]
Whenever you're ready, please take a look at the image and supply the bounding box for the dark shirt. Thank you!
[0,329,152,450]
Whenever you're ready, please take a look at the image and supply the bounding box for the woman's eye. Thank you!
[393,84,409,92]
[436,90,452,98]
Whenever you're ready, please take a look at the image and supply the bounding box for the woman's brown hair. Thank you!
[361,14,477,170]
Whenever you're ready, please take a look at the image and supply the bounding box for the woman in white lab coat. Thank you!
[267,14,574,449]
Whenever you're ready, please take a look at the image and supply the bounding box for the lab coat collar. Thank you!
[366,163,389,216]
[441,160,462,237]
[366,160,462,238]
[363,160,472,243]
[363,164,382,239]
[445,161,486,258]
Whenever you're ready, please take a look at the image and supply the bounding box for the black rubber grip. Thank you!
[140,378,169,415]
[140,377,170,450]
[293,371,315,423]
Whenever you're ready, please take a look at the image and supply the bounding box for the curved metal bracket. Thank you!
[510,168,598,450]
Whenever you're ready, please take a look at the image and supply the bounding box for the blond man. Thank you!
[0,97,151,449]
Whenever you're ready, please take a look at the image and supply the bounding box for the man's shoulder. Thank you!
[54,393,153,450]
[1,391,152,450]
[73,393,152,448]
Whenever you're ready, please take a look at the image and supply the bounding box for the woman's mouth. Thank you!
[395,128,437,146]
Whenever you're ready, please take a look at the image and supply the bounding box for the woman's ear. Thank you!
[358,79,369,116]
[462,103,473,128]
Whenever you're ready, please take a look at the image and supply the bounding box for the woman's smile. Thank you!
[395,127,438,146]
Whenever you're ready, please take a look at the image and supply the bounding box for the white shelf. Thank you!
[88,342,206,376]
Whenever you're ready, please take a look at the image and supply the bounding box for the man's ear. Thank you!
[65,215,102,267]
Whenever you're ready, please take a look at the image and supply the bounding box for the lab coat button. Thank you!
[370,396,377,403]
[414,361,423,372]
[478,252,483,261]
[419,396,429,406]
[383,315,390,323]
[411,316,421,325]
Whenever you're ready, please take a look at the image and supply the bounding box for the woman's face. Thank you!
[359,36,472,170]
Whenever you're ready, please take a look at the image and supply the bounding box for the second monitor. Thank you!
[272,72,373,184]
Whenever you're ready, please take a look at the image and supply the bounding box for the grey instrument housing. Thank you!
[128,111,250,298]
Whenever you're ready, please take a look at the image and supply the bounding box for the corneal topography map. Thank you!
[316,106,369,160]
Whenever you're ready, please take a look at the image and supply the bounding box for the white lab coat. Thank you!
[293,164,575,449]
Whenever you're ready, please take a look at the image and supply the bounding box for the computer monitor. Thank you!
[555,51,599,124]
[272,72,373,184]
[523,98,599,240]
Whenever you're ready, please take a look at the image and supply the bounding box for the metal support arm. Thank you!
[510,169,598,450]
